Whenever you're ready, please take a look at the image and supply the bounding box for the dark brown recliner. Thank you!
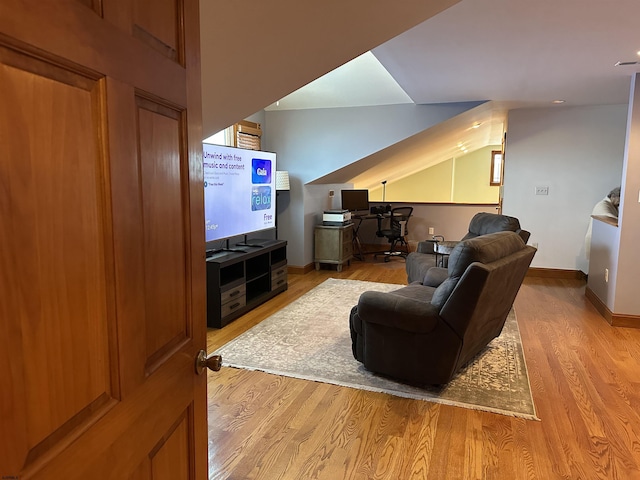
[349,231,536,385]
[406,212,530,283]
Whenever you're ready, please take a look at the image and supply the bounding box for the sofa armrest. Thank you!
[518,229,531,244]
[423,267,448,287]
[357,291,440,334]
[416,240,437,254]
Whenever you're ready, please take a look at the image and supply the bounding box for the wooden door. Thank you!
[0,0,207,478]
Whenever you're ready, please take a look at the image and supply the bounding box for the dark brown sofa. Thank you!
[349,231,536,385]
[406,212,530,284]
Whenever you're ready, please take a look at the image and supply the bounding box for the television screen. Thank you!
[341,189,369,212]
[203,143,276,243]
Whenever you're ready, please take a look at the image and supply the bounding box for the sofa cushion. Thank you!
[431,231,525,309]
[405,251,436,286]
[467,212,521,237]
[387,283,437,303]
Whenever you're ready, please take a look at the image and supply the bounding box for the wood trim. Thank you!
[591,214,618,227]
[359,243,403,253]
[367,202,500,207]
[235,119,262,137]
[490,150,503,186]
[76,0,103,16]
[585,286,611,322]
[526,267,586,280]
[0,35,102,86]
[585,287,640,328]
[287,264,315,275]
[289,264,588,281]
[610,314,640,328]
[132,24,178,63]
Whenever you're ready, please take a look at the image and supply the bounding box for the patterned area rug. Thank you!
[215,278,538,420]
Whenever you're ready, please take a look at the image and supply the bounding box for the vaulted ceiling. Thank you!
[200,0,640,187]
[199,0,460,137]
[265,0,640,111]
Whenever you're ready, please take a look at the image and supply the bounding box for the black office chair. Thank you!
[373,207,413,262]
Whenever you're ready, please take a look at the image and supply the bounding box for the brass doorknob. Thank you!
[195,349,222,375]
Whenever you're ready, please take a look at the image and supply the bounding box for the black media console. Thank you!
[206,239,287,328]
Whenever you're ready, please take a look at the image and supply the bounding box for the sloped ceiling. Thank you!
[311,101,509,189]
[268,0,640,111]
[264,52,414,111]
[199,0,461,138]
[374,0,640,106]
[200,0,640,188]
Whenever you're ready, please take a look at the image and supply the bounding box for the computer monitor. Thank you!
[341,189,369,212]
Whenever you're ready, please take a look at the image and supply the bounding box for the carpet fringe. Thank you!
[512,309,541,421]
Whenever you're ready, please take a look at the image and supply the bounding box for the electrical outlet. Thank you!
[605,268,609,283]
[535,186,549,195]
[428,227,435,235]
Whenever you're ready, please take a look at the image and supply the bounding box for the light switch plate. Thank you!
[535,186,549,195]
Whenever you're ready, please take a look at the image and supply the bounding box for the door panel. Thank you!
[0,46,116,473]
[136,97,189,369]
[0,0,206,478]
[75,0,103,16]
[151,412,191,480]
[133,0,182,62]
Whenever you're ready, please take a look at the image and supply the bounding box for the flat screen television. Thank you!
[341,189,369,212]
[203,143,276,244]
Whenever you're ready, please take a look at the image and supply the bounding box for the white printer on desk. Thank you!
[323,209,352,226]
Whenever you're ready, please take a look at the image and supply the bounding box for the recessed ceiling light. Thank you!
[552,100,565,104]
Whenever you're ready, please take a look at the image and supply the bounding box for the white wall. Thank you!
[266,103,479,267]
[503,104,627,272]
[587,73,640,318]
[275,181,351,268]
[264,103,478,183]
[613,74,640,314]
[588,219,620,307]
[268,103,629,271]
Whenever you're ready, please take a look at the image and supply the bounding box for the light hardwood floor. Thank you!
[206,258,640,480]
